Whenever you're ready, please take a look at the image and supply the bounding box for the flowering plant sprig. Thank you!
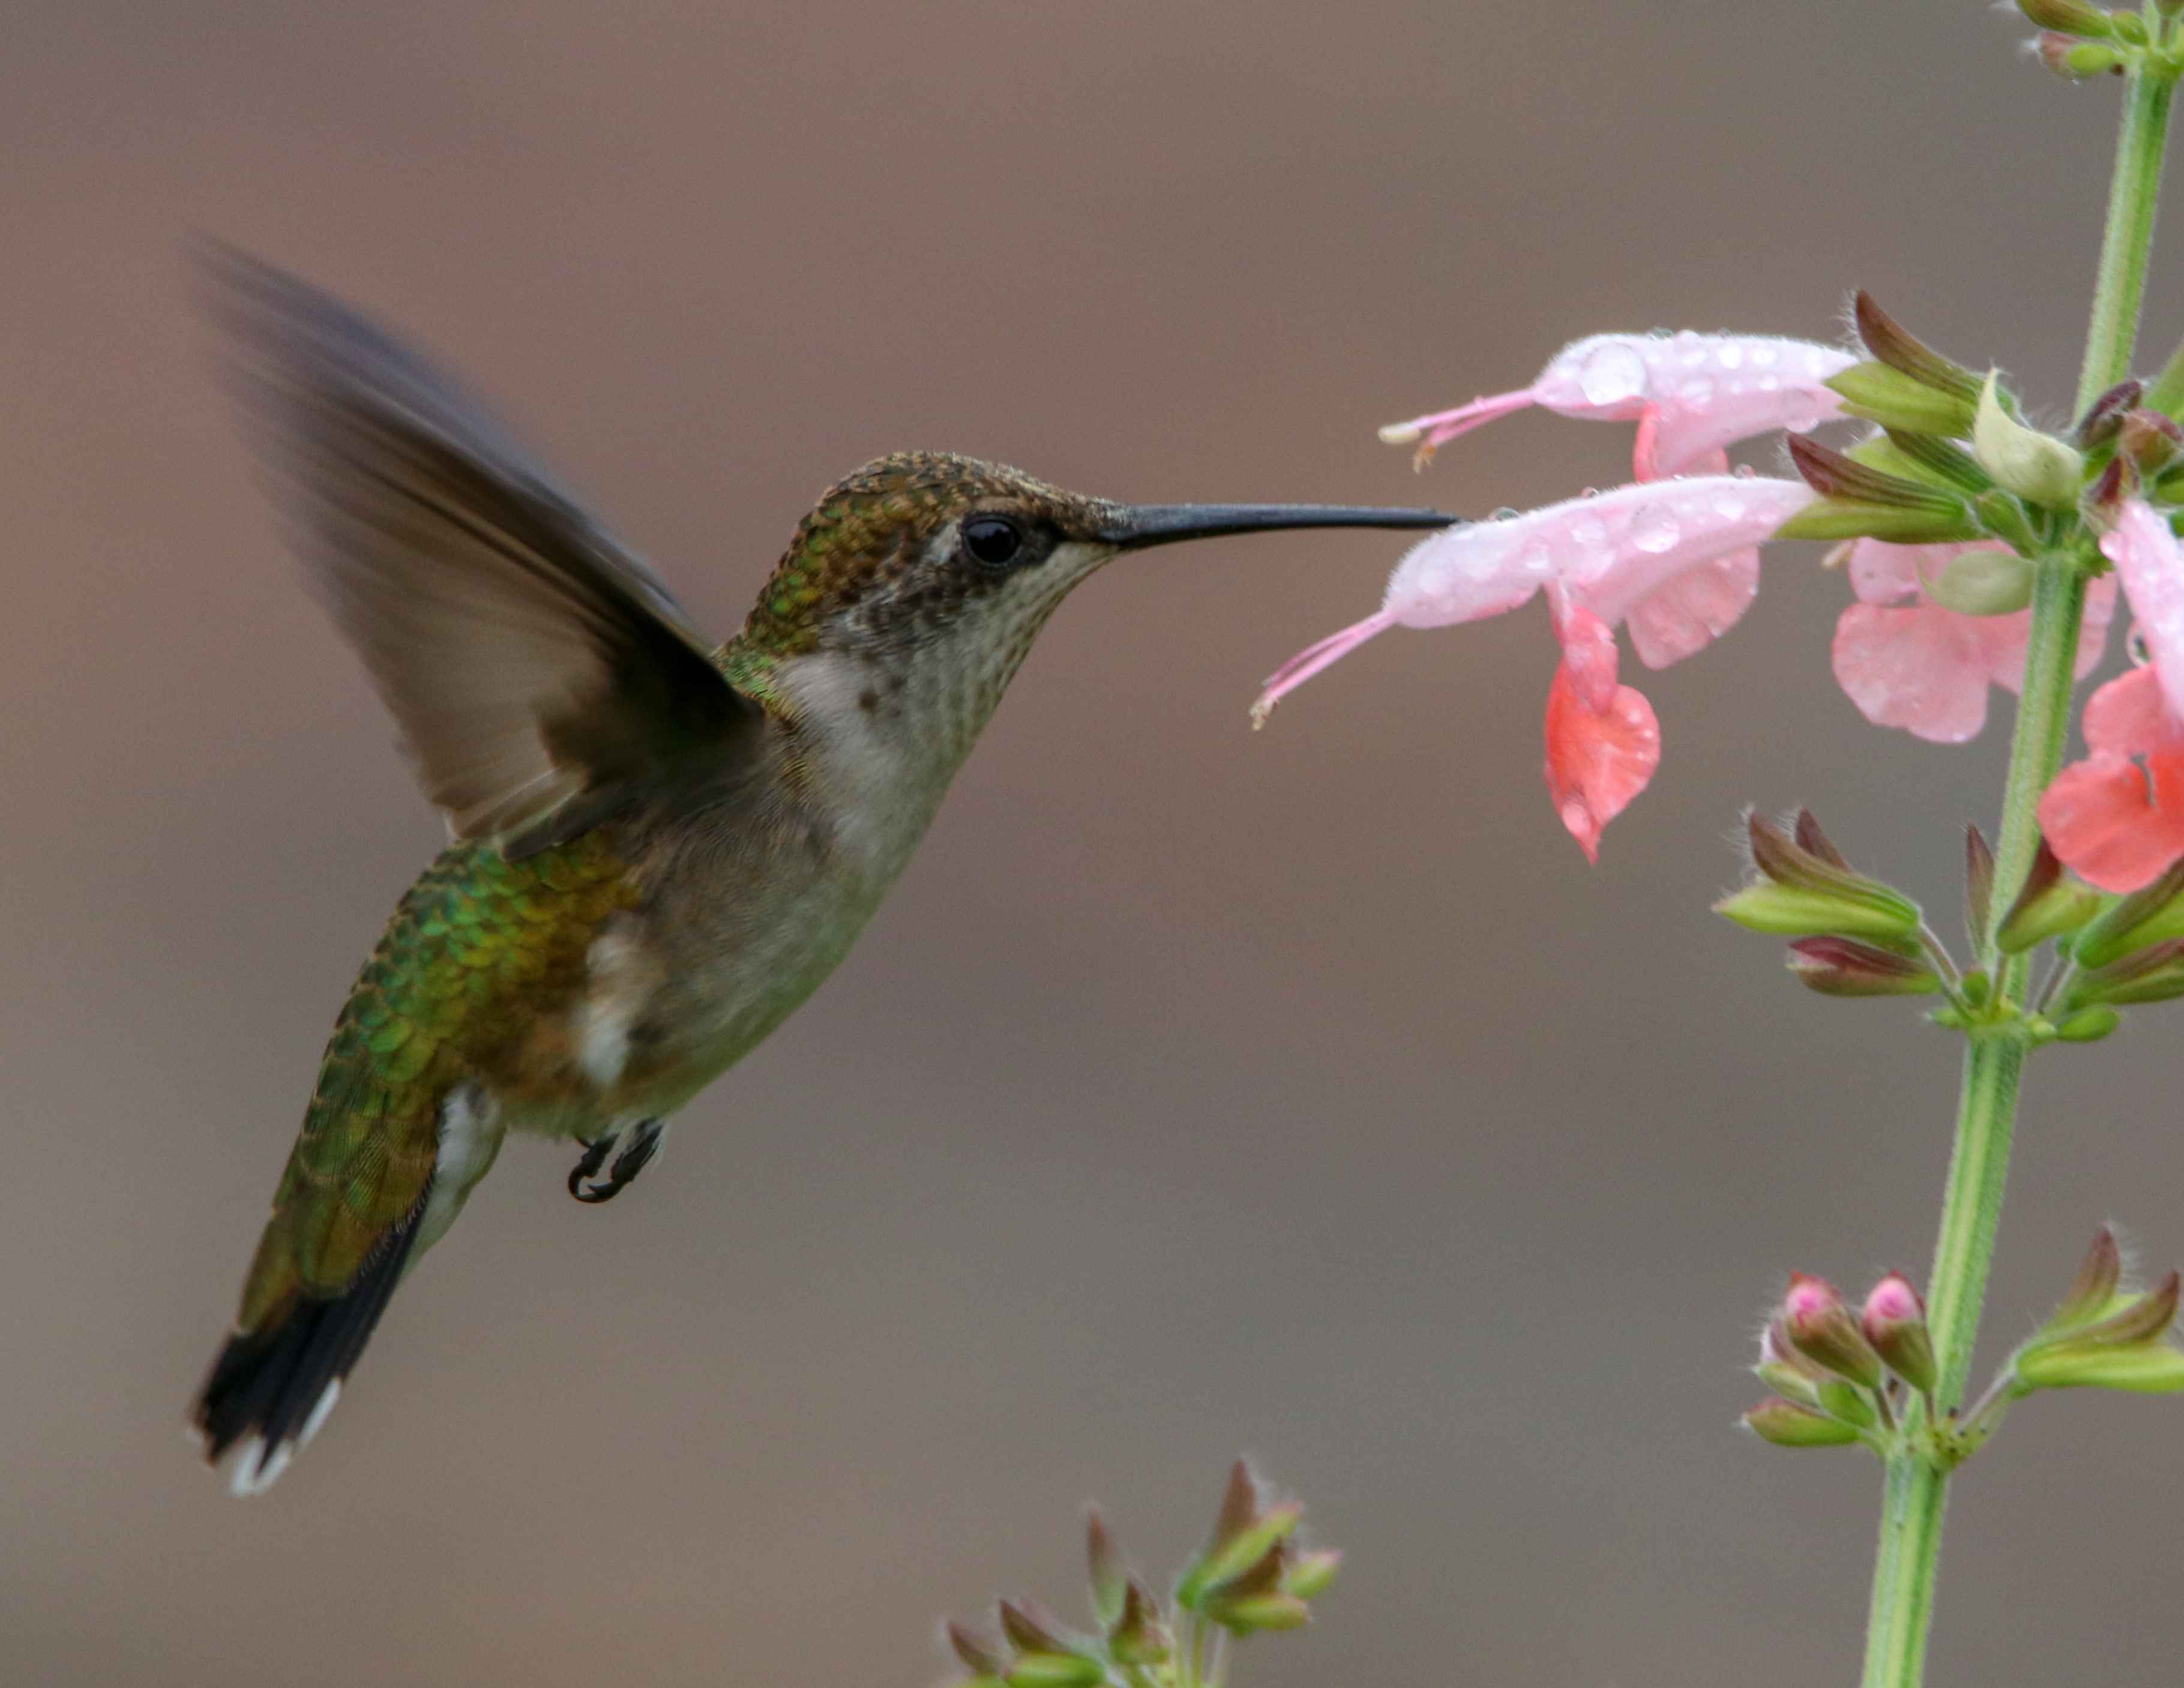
[1253,4,2184,1683]
[940,1463,1337,1688]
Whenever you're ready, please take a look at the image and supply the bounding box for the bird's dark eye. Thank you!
[962,514,1026,568]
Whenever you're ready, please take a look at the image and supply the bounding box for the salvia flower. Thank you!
[2040,501,2184,890]
[1380,330,1854,480]
[1832,539,2117,743]
[1254,475,1815,858]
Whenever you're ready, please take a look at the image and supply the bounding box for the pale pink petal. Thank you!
[1846,539,1942,606]
[1832,603,1993,744]
[1542,636,1660,863]
[1626,547,1760,669]
[1385,333,1855,470]
[2102,498,2184,719]
[1251,611,1395,722]
[2041,668,2184,892]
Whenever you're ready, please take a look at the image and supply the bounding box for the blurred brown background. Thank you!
[4,3,2180,1684]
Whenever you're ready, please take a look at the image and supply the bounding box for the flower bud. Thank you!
[1718,812,1926,947]
[1085,1510,1125,1630]
[1786,936,1942,996]
[1966,824,1997,944]
[2017,0,2118,35]
[950,1623,1008,1680]
[1743,1396,1862,1447]
[2049,1226,2125,1332]
[2071,855,2184,967]
[1815,1376,1879,1429]
[2054,1005,2122,1041]
[1782,1273,1886,1390]
[2076,378,2144,448]
[2122,409,2184,477]
[2065,937,2184,1007]
[1926,546,2035,615]
[2037,32,2128,77]
[998,1604,1106,1688]
[1176,1462,1301,1610]
[1996,837,2103,951]
[1107,1581,1173,1666]
[1283,1549,1342,1601]
[1777,434,1984,544]
[1974,372,2085,506]
[1852,293,1983,402]
[1828,364,1976,439]
[1861,1273,1938,1394]
[2015,1271,2184,1393]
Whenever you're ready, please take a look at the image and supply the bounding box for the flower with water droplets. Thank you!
[1832,540,2117,743]
[1254,475,1814,858]
[2041,499,2184,890]
[1379,331,1855,480]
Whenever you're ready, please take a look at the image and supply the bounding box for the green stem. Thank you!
[2076,69,2174,417]
[1858,56,2176,1688]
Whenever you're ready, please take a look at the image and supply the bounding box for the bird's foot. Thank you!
[567,1119,666,1204]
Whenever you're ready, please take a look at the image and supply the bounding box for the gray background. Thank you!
[4,4,2179,1684]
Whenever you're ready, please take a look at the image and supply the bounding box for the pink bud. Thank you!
[1861,1273,1938,1394]
[1782,1273,1886,1390]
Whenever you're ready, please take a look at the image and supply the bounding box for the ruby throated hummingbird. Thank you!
[190,252,1457,1492]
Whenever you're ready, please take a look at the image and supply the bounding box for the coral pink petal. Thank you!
[1550,597,1621,713]
[1542,655,1660,864]
[1384,388,1538,458]
[1251,611,1396,722]
[1627,546,1760,670]
[1832,603,1991,744]
[2084,664,2177,756]
[2039,749,2184,893]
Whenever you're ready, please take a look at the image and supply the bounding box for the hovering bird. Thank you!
[190,252,1457,1492]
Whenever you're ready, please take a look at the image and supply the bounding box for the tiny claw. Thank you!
[566,1135,614,1200]
[570,1119,665,1204]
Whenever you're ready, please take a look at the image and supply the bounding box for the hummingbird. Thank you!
[190,250,1457,1493]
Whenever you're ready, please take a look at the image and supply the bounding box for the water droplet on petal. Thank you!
[1717,342,1744,370]
[1631,502,1680,554]
[1785,412,1821,433]
[1734,463,1758,479]
[1682,376,1714,406]
[1570,516,1610,553]
[1757,373,1781,393]
[1712,491,1745,521]
[1491,505,1520,521]
[1519,537,1553,576]
[1581,486,1601,498]
[1647,325,1674,340]
[1750,343,1777,368]
[1578,342,1647,406]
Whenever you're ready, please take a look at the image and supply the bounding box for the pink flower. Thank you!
[1380,331,1854,480]
[1832,541,2118,744]
[2039,500,2184,891]
[1254,474,1816,858]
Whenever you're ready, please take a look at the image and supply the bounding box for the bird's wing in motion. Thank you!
[205,246,762,855]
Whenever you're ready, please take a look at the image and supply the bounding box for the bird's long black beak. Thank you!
[1099,502,1461,550]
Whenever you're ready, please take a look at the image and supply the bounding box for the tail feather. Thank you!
[193,1181,431,1494]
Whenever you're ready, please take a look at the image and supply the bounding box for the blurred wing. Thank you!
[206,247,761,855]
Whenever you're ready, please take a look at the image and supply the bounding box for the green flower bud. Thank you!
[1283,1549,1342,1602]
[2072,855,2184,967]
[1743,1397,1863,1447]
[1786,936,1942,996]
[2017,0,2118,35]
[1926,546,2034,615]
[2037,31,2129,76]
[1815,1377,1879,1429]
[2054,1005,2122,1042]
[1974,372,2085,506]
[1851,294,1984,402]
[1996,839,2102,951]
[2017,1342,2184,1392]
[1085,1510,1126,1630]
